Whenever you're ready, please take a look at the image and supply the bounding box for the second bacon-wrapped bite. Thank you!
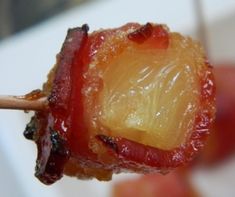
[198,65,235,165]
[24,23,216,184]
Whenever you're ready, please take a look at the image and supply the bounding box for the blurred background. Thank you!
[0,0,235,197]
[0,0,235,63]
[0,0,86,40]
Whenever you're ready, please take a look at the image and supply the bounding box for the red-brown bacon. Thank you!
[24,23,216,184]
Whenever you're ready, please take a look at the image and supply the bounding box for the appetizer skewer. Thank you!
[0,23,216,184]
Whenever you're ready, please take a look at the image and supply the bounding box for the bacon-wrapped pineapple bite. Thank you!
[24,23,216,184]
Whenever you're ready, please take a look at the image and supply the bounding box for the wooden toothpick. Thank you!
[0,95,47,111]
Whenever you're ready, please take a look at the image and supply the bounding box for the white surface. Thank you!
[203,0,235,63]
[0,0,235,197]
[192,157,235,197]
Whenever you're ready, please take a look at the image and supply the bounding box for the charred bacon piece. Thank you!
[24,23,216,184]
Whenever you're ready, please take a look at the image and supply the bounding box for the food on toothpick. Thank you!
[0,22,215,184]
